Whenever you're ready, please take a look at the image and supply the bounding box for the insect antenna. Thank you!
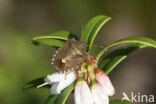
[81,25,84,40]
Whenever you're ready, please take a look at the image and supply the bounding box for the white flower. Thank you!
[74,80,94,104]
[45,73,66,84]
[42,54,115,104]
[95,68,115,96]
[74,62,115,104]
[91,83,109,104]
[45,71,76,95]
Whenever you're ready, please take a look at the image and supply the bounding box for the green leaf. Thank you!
[99,44,146,74]
[81,15,111,52]
[32,30,78,47]
[45,83,75,104]
[33,39,65,47]
[45,95,58,104]
[23,76,50,90]
[110,100,132,104]
[97,36,156,60]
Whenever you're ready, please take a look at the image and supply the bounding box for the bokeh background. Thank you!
[0,0,156,104]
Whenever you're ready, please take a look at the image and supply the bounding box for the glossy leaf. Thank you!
[23,76,50,90]
[45,83,75,104]
[99,44,146,74]
[109,100,132,104]
[97,36,156,60]
[32,30,78,47]
[45,95,58,104]
[81,15,111,52]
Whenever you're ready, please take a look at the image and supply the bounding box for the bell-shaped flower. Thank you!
[74,80,94,104]
[91,83,109,104]
[45,72,67,84]
[45,71,76,95]
[95,68,115,96]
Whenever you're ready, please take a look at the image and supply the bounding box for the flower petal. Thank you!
[91,84,109,104]
[74,80,94,104]
[96,68,115,96]
[45,72,66,84]
[50,83,60,94]
[50,71,76,95]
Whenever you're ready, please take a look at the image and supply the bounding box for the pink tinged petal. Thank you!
[91,84,109,104]
[50,71,76,95]
[74,80,94,104]
[96,68,115,96]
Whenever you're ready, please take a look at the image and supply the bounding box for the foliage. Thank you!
[24,15,156,104]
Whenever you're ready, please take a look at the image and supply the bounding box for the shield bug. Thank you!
[52,39,87,73]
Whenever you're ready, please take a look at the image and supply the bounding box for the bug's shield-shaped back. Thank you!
[52,39,87,72]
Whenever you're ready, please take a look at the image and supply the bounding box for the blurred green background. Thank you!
[0,0,156,104]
